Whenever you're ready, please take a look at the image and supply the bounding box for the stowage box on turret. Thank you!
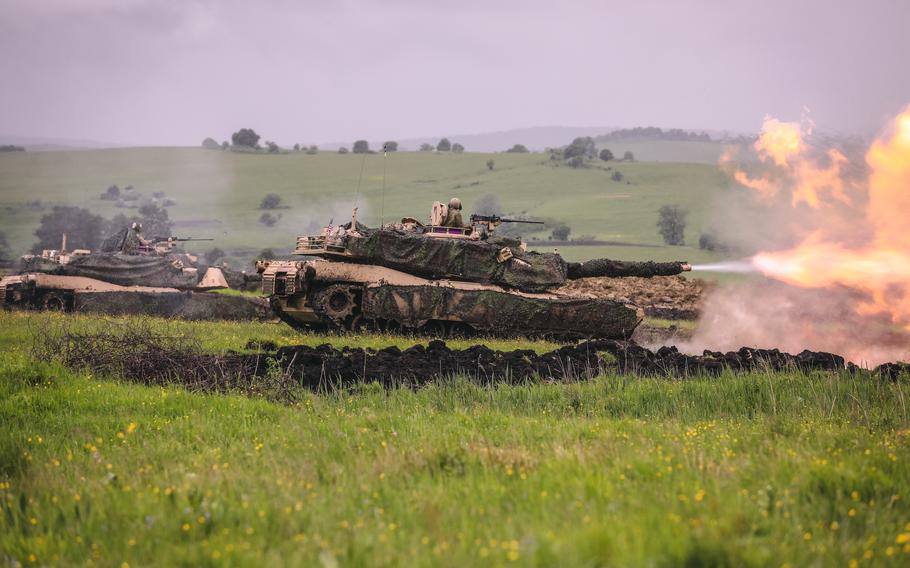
[257,202,690,339]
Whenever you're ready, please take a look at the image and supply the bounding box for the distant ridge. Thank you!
[321,126,617,153]
[0,134,124,151]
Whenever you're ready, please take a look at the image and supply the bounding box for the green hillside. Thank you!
[0,148,734,266]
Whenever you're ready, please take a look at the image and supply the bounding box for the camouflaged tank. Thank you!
[0,228,266,320]
[257,205,690,339]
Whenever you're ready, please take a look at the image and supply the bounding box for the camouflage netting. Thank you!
[342,229,567,292]
[100,227,144,254]
[21,254,198,289]
[565,259,689,279]
[363,284,641,339]
[74,291,270,320]
[336,228,687,292]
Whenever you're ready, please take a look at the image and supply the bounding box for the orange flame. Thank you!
[750,107,910,330]
[732,116,852,207]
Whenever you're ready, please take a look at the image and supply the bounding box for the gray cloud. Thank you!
[1,0,908,146]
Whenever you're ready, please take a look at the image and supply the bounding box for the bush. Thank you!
[352,140,370,154]
[567,156,585,169]
[550,224,571,241]
[258,248,275,259]
[611,171,624,182]
[100,185,120,200]
[486,159,495,171]
[437,138,452,152]
[506,144,529,153]
[231,128,260,149]
[259,212,280,227]
[698,232,731,252]
[382,141,398,152]
[623,151,634,161]
[259,194,282,210]
[266,141,280,153]
[657,205,687,246]
[305,145,318,155]
[33,206,107,252]
[419,143,435,152]
[221,141,229,150]
[599,149,614,161]
[293,143,300,152]
[205,248,226,264]
[452,143,464,153]
[338,147,349,154]
[202,137,221,150]
[0,145,25,152]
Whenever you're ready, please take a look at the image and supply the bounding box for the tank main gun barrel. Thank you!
[566,259,691,279]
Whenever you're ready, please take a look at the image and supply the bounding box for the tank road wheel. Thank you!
[40,292,69,311]
[313,284,360,330]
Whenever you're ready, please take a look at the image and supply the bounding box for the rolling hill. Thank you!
[0,147,736,268]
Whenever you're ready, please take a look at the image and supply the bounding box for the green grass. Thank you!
[2,312,910,566]
[0,148,735,271]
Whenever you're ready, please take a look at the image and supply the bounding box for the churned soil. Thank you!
[558,276,706,320]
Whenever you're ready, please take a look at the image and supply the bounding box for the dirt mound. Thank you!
[43,321,894,402]
[558,276,706,320]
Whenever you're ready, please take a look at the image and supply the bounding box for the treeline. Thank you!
[595,127,712,142]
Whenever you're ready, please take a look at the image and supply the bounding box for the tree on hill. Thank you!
[437,138,452,152]
[352,140,370,154]
[382,141,398,152]
[33,206,106,252]
[259,193,282,210]
[293,143,301,151]
[202,137,221,150]
[657,205,687,246]
[452,143,465,153]
[231,128,261,149]
[550,224,571,241]
[599,148,614,161]
[266,141,280,153]
[623,151,635,161]
[419,143,434,152]
[506,144,529,153]
[564,137,596,159]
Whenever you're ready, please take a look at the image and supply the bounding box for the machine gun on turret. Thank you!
[146,236,214,255]
[469,214,544,236]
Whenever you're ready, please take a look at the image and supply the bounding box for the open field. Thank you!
[0,148,734,268]
[2,311,910,566]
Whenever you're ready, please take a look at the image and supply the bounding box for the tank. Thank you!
[0,227,266,320]
[256,204,690,339]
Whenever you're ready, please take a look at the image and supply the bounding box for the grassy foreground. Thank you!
[2,313,910,566]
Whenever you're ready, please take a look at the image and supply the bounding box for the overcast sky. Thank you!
[1,0,909,146]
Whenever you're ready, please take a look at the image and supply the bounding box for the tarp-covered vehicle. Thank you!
[1,227,267,321]
[257,204,690,339]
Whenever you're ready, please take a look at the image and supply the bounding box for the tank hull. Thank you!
[0,273,269,321]
[261,260,641,339]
